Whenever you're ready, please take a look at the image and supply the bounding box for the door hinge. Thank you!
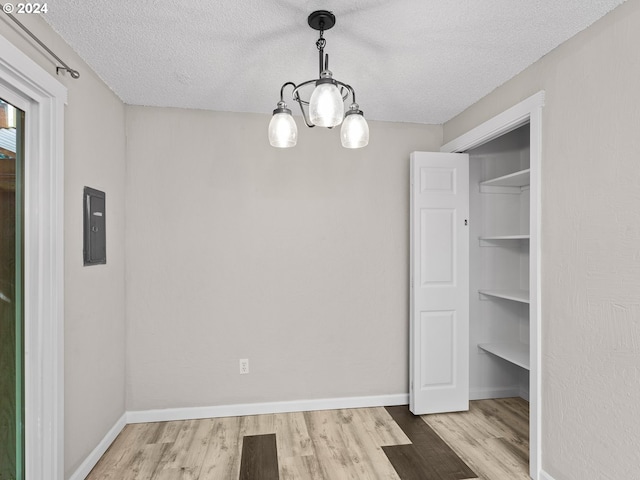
[464,219,468,226]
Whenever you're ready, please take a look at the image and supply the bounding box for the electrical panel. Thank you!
[83,187,106,266]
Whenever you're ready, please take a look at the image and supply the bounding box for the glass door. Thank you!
[0,98,25,480]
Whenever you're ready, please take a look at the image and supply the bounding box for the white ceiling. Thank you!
[44,0,626,124]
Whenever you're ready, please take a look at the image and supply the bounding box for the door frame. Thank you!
[441,91,544,480]
[0,33,67,480]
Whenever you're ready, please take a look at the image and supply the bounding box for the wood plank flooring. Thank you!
[383,406,476,480]
[86,398,529,480]
[239,434,279,480]
[422,398,530,480]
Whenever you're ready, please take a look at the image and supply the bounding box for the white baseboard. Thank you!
[127,393,409,424]
[68,412,127,480]
[470,386,520,400]
[540,470,557,480]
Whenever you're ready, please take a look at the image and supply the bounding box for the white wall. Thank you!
[0,15,127,479]
[444,0,640,478]
[125,106,441,411]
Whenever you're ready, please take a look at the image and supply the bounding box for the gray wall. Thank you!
[444,0,640,478]
[5,1,640,477]
[0,15,127,479]
[125,106,442,410]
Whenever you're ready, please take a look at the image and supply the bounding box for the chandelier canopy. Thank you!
[268,11,369,149]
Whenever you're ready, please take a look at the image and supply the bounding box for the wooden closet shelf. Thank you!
[479,289,530,304]
[478,342,530,370]
[480,168,530,193]
[479,234,530,240]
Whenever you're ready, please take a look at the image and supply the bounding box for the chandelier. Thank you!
[268,10,369,149]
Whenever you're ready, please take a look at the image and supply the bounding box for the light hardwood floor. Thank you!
[86,398,529,480]
[422,398,529,480]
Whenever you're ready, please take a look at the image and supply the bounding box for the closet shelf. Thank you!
[480,168,530,193]
[478,342,530,370]
[479,289,530,304]
[479,235,530,246]
[478,234,530,247]
[480,234,530,240]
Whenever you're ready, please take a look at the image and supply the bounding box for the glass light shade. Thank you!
[309,81,344,127]
[268,111,298,148]
[340,112,369,148]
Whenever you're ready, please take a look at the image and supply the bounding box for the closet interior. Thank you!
[467,123,531,402]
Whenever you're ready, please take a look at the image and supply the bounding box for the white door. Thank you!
[410,152,469,415]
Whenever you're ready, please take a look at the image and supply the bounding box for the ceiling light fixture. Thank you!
[268,10,369,149]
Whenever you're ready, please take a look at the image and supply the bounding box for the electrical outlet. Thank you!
[239,358,249,375]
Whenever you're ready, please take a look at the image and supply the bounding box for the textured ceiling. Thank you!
[43,0,626,124]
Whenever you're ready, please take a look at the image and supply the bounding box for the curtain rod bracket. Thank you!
[56,66,80,79]
[2,6,80,79]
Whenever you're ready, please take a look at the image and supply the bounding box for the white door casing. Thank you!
[0,33,67,480]
[410,152,469,415]
[440,91,544,480]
